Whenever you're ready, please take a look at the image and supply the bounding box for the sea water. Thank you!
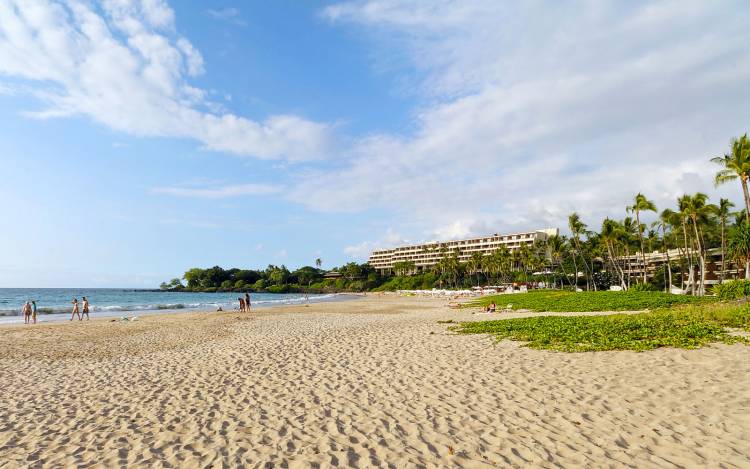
[0,288,341,323]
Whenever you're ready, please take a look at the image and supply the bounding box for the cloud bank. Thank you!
[151,183,282,199]
[308,0,750,255]
[0,0,331,161]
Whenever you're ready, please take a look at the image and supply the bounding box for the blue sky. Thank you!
[1,0,749,287]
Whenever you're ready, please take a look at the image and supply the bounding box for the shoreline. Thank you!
[0,293,363,325]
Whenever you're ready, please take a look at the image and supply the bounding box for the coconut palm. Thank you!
[680,193,713,295]
[467,251,485,286]
[546,235,571,288]
[712,133,750,217]
[657,209,679,292]
[600,218,627,289]
[315,258,322,269]
[677,195,698,294]
[627,193,657,283]
[729,221,750,280]
[715,198,735,283]
[568,212,594,290]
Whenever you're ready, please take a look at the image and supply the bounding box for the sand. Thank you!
[0,296,748,468]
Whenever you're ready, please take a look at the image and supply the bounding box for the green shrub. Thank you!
[266,284,290,294]
[713,279,750,300]
[630,283,655,292]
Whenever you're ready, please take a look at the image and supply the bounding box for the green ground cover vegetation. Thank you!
[469,290,712,312]
[451,301,750,352]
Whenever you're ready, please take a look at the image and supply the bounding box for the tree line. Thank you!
[162,133,750,295]
[160,259,390,293]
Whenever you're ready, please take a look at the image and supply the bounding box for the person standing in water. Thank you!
[71,298,81,321]
[31,300,38,324]
[82,296,90,321]
[244,292,251,311]
[22,301,31,324]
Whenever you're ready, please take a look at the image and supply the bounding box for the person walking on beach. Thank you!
[244,292,251,311]
[238,297,245,312]
[82,296,90,321]
[71,298,80,321]
[22,301,32,324]
[31,301,38,324]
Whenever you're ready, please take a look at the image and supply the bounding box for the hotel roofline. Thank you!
[368,228,559,271]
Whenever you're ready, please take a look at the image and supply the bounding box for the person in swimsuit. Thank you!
[238,297,245,312]
[31,301,38,324]
[82,296,90,321]
[22,301,31,324]
[244,292,251,311]
[71,298,81,321]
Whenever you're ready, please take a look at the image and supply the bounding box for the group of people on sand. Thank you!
[238,292,251,312]
[70,297,90,321]
[21,296,91,324]
[21,301,38,324]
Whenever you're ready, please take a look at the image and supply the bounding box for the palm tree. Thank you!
[568,212,594,290]
[315,258,322,269]
[600,218,627,289]
[712,133,750,217]
[627,193,657,283]
[657,209,679,292]
[715,198,735,283]
[729,221,750,280]
[546,235,571,288]
[677,195,697,294]
[467,251,485,286]
[680,193,713,295]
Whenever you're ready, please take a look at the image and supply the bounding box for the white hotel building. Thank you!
[368,228,559,274]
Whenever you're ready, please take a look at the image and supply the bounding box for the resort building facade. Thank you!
[368,229,559,274]
[617,247,744,286]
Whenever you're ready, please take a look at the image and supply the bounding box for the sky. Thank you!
[0,0,749,287]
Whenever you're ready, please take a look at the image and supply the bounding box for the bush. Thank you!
[266,284,290,294]
[713,279,750,300]
[630,283,655,292]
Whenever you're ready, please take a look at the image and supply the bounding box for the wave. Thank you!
[0,294,339,316]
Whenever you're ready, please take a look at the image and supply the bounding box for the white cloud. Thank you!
[298,0,750,246]
[206,7,247,26]
[0,0,331,161]
[152,183,282,198]
[344,228,408,260]
[159,217,222,229]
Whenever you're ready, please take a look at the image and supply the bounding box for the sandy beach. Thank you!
[0,296,748,468]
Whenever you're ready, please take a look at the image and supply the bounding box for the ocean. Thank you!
[0,288,341,323]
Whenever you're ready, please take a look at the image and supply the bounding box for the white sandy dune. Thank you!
[0,296,748,467]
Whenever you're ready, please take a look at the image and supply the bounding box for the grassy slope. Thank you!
[469,290,712,312]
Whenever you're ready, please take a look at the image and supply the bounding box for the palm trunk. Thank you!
[575,237,594,291]
[681,219,695,295]
[691,218,705,296]
[607,241,626,289]
[635,210,647,283]
[663,229,673,292]
[720,220,726,283]
[742,177,750,218]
